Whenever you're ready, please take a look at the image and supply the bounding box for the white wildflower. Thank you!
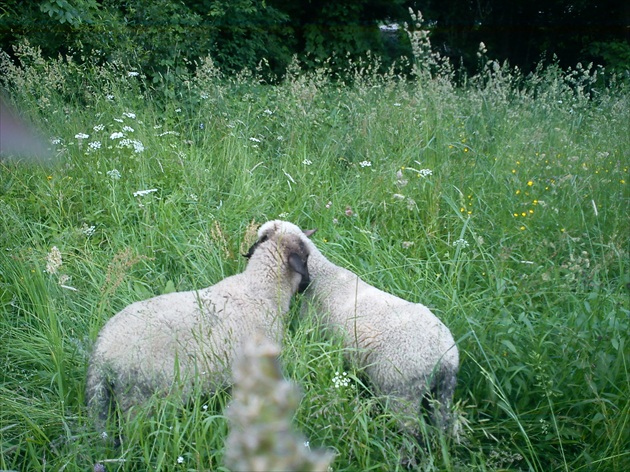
[249,137,262,143]
[82,224,96,236]
[51,137,61,145]
[113,118,123,123]
[332,371,351,389]
[131,140,144,153]
[74,133,89,140]
[133,188,158,197]
[88,141,101,150]
[46,246,62,274]
[123,112,136,119]
[359,160,372,167]
[263,109,273,115]
[127,71,139,77]
[93,124,104,132]
[418,168,433,177]
[122,126,134,133]
[106,94,114,101]
[453,238,469,248]
[177,456,184,464]
[392,193,405,200]
[402,241,414,249]
[118,139,144,153]
[107,169,121,180]
[110,132,124,140]
[302,158,312,165]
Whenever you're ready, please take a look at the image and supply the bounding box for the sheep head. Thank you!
[245,224,312,293]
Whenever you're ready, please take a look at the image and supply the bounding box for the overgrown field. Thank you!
[1,45,628,471]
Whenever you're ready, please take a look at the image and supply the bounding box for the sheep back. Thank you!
[86,229,310,431]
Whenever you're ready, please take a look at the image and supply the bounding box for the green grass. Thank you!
[1,45,628,471]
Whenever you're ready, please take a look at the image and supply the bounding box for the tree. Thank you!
[407,0,630,72]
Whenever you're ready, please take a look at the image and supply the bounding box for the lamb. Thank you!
[257,220,459,433]
[86,225,310,432]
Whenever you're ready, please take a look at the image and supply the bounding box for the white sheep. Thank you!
[86,226,310,432]
[258,220,459,433]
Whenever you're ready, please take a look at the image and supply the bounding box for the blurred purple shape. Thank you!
[0,95,52,163]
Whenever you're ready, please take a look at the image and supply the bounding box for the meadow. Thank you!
[0,42,628,471]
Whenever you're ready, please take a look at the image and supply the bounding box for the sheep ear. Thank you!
[303,229,317,238]
[288,253,309,278]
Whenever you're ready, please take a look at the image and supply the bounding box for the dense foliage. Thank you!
[0,0,627,79]
[0,33,628,471]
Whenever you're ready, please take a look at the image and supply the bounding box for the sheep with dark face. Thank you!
[258,220,459,433]
[86,226,310,432]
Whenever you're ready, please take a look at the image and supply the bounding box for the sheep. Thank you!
[257,220,459,434]
[85,225,310,433]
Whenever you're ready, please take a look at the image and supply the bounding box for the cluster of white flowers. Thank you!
[249,137,262,143]
[127,71,139,77]
[110,132,124,140]
[402,241,414,249]
[88,141,101,151]
[359,160,372,168]
[122,125,134,133]
[107,169,121,180]
[302,158,312,165]
[118,139,144,153]
[45,246,62,274]
[93,124,104,132]
[123,111,136,119]
[332,371,351,389]
[453,238,469,248]
[82,224,96,237]
[51,137,62,145]
[417,168,433,177]
[74,133,89,140]
[477,42,488,58]
[133,188,158,197]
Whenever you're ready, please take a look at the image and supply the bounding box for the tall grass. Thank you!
[1,42,628,471]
